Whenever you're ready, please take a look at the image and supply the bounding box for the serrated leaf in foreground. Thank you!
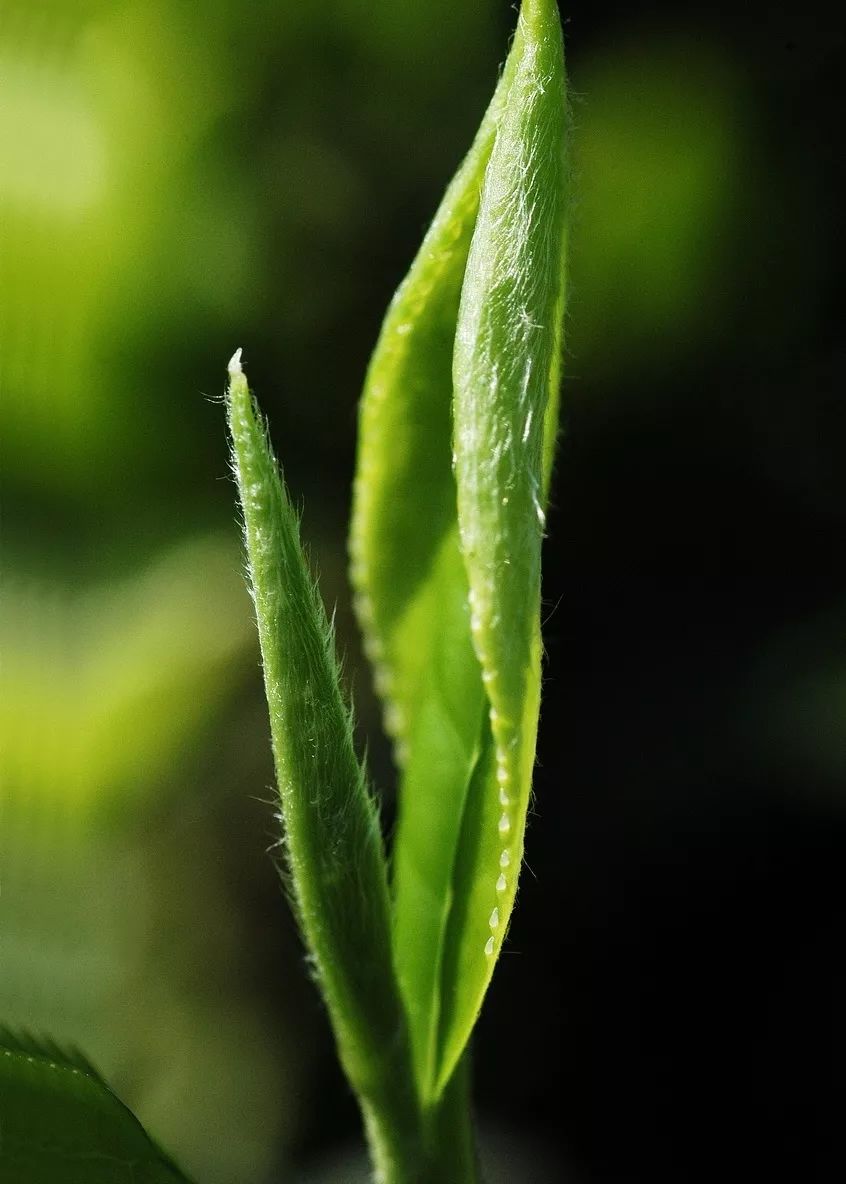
[0,1027,191,1183]
[225,353,419,1179]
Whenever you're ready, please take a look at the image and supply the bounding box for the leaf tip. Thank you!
[227,346,244,378]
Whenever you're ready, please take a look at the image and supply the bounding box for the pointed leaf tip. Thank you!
[228,347,243,377]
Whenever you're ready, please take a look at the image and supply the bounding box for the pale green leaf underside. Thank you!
[0,1027,190,1183]
[351,0,567,1103]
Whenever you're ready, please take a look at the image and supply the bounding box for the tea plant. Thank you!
[0,1,568,1180]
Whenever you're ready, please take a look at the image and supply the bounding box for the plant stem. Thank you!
[421,1054,479,1183]
[362,1054,478,1183]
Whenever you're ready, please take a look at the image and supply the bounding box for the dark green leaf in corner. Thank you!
[0,1028,191,1184]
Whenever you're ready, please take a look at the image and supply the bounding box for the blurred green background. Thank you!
[1,2,843,1181]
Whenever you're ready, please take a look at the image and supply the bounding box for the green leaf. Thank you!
[351,0,567,1104]
[349,36,518,1102]
[225,356,420,1177]
[0,1027,191,1183]
[349,48,516,770]
[441,0,568,1090]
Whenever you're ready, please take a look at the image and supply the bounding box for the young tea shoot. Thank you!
[229,0,568,1174]
[0,2,568,1181]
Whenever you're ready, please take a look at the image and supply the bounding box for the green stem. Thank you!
[357,1066,426,1184]
[362,1054,478,1183]
[420,1054,479,1183]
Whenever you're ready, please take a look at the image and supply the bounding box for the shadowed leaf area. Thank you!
[0,1029,192,1183]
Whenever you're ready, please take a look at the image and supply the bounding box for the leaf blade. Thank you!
[349,50,516,766]
[350,0,568,1104]
[440,0,568,1089]
[349,54,517,1098]
[0,1027,191,1183]
[225,360,419,1166]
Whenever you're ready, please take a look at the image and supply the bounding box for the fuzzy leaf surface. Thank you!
[351,0,567,1102]
[349,53,516,1099]
[441,0,568,1089]
[226,363,419,1173]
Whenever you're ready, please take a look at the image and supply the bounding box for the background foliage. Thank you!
[1,2,843,1181]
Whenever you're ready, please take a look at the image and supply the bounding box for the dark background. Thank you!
[1,1,844,1180]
